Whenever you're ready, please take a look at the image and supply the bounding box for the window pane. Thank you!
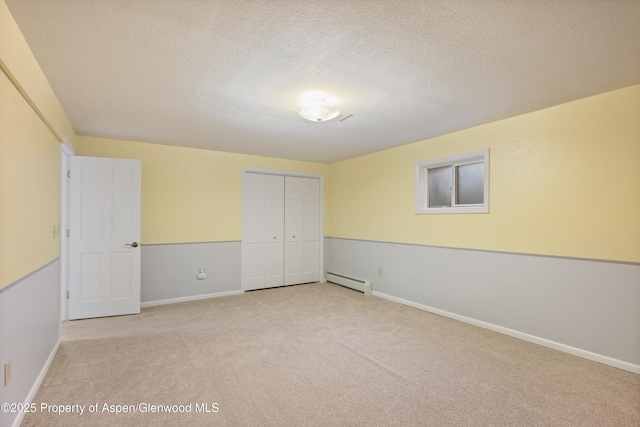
[456,162,484,205]
[428,166,452,207]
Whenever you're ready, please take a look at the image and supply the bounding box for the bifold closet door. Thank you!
[242,173,284,291]
[284,176,319,285]
[242,172,320,291]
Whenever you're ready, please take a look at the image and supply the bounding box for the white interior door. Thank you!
[242,173,284,291]
[69,156,141,320]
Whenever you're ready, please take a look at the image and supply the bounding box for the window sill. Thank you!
[414,205,489,214]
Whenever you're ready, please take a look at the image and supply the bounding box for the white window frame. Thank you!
[414,148,489,214]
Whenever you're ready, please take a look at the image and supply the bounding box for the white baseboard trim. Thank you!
[12,338,62,427]
[140,290,244,308]
[372,291,640,375]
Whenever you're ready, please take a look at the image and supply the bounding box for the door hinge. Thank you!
[67,170,71,178]
[66,291,69,299]
[66,229,70,237]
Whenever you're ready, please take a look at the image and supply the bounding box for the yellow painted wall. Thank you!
[0,72,61,289]
[329,85,640,263]
[2,0,638,279]
[74,136,331,244]
[0,0,75,290]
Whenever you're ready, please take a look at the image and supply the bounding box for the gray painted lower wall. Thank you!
[141,242,241,304]
[325,238,640,370]
[0,259,60,427]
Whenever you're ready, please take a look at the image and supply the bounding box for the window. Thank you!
[415,148,489,214]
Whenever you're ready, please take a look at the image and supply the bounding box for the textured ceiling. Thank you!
[6,0,640,163]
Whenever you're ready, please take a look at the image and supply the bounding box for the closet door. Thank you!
[242,171,321,291]
[242,173,284,290]
[284,176,319,285]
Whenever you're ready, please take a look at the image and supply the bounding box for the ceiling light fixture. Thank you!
[298,99,340,122]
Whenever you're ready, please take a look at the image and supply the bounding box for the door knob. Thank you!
[125,242,139,248]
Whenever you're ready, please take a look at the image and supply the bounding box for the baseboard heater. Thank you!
[326,271,372,295]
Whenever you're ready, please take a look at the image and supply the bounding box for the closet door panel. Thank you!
[242,173,284,290]
[242,174,267,290]
[301,178,320,283]
[284,177,303,285]
[302,240,318,283]
[264,175,284,287]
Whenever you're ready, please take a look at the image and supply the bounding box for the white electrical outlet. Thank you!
[197,270,206,280]
[378,268,383,276]
[4,360,11,386]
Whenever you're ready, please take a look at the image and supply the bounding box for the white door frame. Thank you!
[60,137,75,321]
[241,167,325,291]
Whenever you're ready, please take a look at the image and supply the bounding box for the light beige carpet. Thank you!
[22,283,640,426]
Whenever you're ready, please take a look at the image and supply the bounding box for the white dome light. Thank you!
[298,99,340,122]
